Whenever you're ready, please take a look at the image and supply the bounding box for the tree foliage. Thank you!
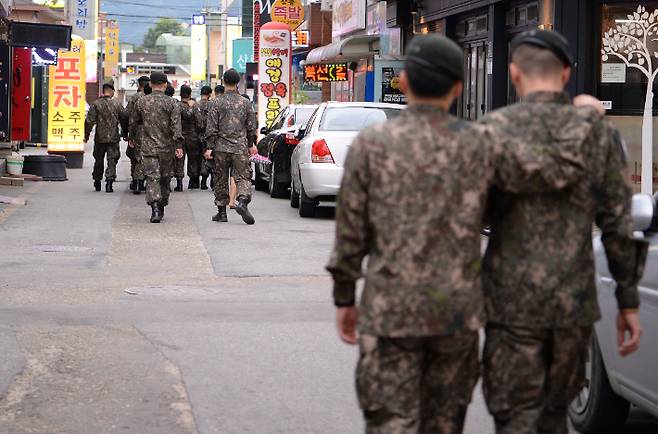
[143,18,185,51]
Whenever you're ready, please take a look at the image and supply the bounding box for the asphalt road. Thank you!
[0,145,656,434]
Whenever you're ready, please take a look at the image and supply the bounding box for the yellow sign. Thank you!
[48,37,86,152]
[104,20,119,78]
[190,24,207,81]
[271,0,304,30]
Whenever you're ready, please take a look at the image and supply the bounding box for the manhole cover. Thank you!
[34,245,93,253]
[124,286,213,297]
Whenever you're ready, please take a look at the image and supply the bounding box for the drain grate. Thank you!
[34,245,93,253]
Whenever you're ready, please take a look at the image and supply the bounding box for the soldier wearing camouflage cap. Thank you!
[129,72,184,223]
[126,75,150,194]
[481,30,648,434]
[197,85,213,190]
[327,33,595,434]
[84,80,127,193]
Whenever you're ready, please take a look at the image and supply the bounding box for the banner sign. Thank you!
[258,22,291,131]
[85,39,98,83]
[0,44,10,143]
[254,1,261,62]
[11,48,32,141]
[232,38,254,73]
[69,0,98,40]
[332,0,366,38]
[292,30,309,48]
[104,20,119,78]
[190,24,207,81]
[48,37,86,152]
[304,63,348,82]
[271,0,304,30]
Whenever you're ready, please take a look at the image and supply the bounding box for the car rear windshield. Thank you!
[319,107,402,131]
[295,108,316,126]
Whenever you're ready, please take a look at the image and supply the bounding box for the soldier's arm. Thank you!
[118,103,128,139]
[170,102,184,150]
[246,104,257,147]
[326,135,372,306]
[84,103,97,142]
[205,102,218,150]
[595,124,648,311]
[194,106,205,136]
[128,100,140,140]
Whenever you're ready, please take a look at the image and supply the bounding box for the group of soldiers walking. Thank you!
[328,30,648,434]
[84,68,258,225]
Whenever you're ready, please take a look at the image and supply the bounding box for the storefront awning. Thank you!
[306,34,379,64]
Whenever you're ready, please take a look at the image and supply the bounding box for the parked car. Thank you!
[254,104,318,198]
[569,193,658,432]
[290,102,405,217]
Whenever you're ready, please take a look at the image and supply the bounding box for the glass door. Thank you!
[459,41,488,120]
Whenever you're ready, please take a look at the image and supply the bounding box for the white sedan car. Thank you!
[290,102,405,217]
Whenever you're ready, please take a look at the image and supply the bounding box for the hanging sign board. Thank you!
[47,37,86,152]
[11,48,32,141]
[304,63,348,82]
[258,22,292,132]
[104,21,119,79]
[190,24,208,81]
[271,0,305,30]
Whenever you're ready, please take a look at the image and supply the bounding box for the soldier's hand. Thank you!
[204,149,213,160]
[573,94,606,115]
[249,145,258,156]
[175,149,184,159]
[336,307,358,345]
[617,310,643,356]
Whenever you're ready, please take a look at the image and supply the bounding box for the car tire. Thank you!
[269,163,290,199]
[568,335,630,433]
[299,183,317,218]
[254,165,268,192]
[290,181,300,208]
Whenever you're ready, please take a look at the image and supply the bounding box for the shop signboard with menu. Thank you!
[258,22,292,133]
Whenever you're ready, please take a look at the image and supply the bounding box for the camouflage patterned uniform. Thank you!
[205,90,256,206]
[327,104,591,434]
[85,95,126,181]
[481,91,649,434]
[129,90,183,207]
[126,91,145,181]
[197,98,213,180]
[179,100,205,179]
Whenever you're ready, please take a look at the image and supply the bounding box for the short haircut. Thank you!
[180,85,192,98]
[223,68,241,85]
[165,84,175,97]
[144,84,152,95]
[405,62,458,98]
[200,85,212,95]
[102,84,114,92]
[214,84,225,94]
[511,44,566,78]
[137,76,150,86]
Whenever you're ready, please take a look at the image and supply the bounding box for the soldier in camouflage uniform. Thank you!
[480,30,648,434]
[326,34,603,434]
[179,85,205,189]
[84,81,127,193]
[126,75,149,194]
[204,69,258,225]
[129,72,184,223]
[197,85,213,190]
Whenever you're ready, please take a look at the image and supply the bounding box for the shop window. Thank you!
[599,2,658,115]
[506,3,539,28]
[455,15,488,39]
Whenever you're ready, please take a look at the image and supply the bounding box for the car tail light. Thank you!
[284,132,299,145]
[287,117,295,127]
[311,139,334,163]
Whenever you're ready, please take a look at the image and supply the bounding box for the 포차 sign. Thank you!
[304,63,348,82]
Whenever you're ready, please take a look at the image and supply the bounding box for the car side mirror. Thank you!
[260,126,268,135]
[632,193,654,232]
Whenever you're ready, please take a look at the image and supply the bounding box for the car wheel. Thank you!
[269,163,290,199]
[254,164,268,192]
[299,183,317,218]
[568,335,630,433]
[290,180,300,208]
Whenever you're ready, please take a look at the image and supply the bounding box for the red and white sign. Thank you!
[254,1,261,62]
[11,48,32,141]
[258,22,292,132]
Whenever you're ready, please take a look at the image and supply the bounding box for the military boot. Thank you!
[138,180,146,191]
[200,176,208,190]
[150,203,162,223]
[129,180,137,191]
[235,199,255,225]
[105,180,114,193]
[192,177,200,189]
[159,203,165,219]
[174,177,183,192]
[94,180,101,191]
[212,206,228,222]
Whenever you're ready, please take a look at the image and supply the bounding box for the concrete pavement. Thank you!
[0,144,655,433]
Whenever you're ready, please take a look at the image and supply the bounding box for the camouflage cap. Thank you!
[405,34,463,82]
[102,80,115,91]
[510,30,573,67]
